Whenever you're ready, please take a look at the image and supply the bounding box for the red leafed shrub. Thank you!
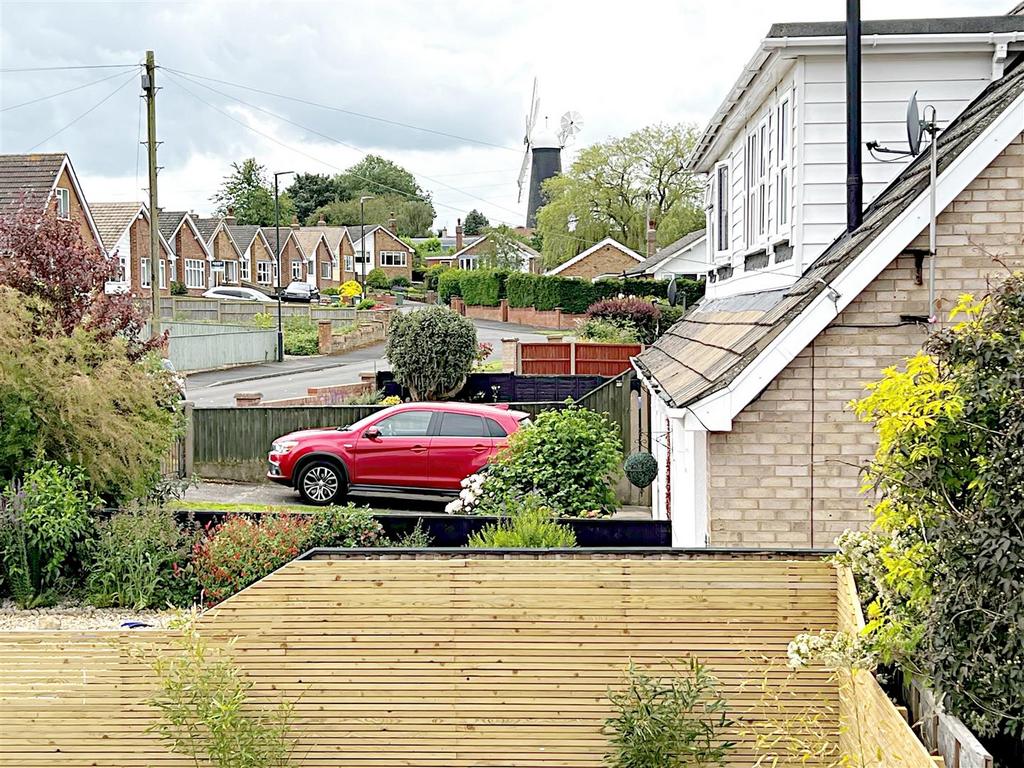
[191,514,313,605]
[585,297,661,344]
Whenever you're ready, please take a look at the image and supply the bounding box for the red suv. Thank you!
[267,402,530,505]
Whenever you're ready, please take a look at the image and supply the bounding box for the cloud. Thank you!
[0,0,1011,231]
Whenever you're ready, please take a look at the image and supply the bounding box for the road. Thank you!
[185,318,553,407]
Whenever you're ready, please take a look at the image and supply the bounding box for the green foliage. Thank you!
[365,268,390,290]
[604,658,735,768]
[425,264,449,291]
[306,505,384,548]
[385,305,477,400]
[475,227,528,271]
[467,494,577,548]
[586,298,661,344]
[463,209,489,235]
[437,268,464,303]
[355,298,376,311]
[844,275,1024,739]
[336,154,424,200]
[143,617,299,768]
[577,318,640,344]
[624,452,659,489]
[85,506,197,609]
[170,280,188,296]
[390,519,433,548]
[536,123,704,266]
[0,462,97,607]
[251,312,274,329]
[282,317,319,356]
[504,273,698,315]
[390,275,411,288]
[286,172,338,224]
[458,269,506,307]
[313,197,434,238]
[487,404,622,516]
[211,158,295,227]
[416,236,443,256]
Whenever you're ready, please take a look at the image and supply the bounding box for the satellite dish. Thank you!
[558,111,584,146]
[666,277,678,307]
[906,91,923,157]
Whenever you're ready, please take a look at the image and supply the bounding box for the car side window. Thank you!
[372,411,432,437]
[485,418,507,438]
[437,413,487,437]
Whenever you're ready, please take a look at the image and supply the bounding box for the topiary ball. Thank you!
[623,451,659,489]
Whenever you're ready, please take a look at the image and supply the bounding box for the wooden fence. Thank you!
[519,341,640,376]
[0,555,843,767]
[157,295,357,327]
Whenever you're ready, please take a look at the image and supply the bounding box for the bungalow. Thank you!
[426,233,539,273]
[263,225,306,285]
[294,229,337,290]
[343,223,413,283]
[91,202,174,295]
[633,14,1024,548]
[191,215,246,290]
[162,212,217,295]
[626,229,708,281]
[545,237,644,280]
[304,223,351,285]
[228,224,277,289]
[0,153,103,254]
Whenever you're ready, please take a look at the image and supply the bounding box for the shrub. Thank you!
[170,280,188,296]
[321,286,340,296]
[438,269,464,304]
[655,300,685,330]
[586,297,661,343]
[251,312,274,329]
[143,617,300,768]
[0,462,97,607]
[340,279,363,298]
[390,519,432,548]
[306,505,384,548]
[424,264,449,291]
[385,305,477,399]
[379,395,402,406]
[356,298,376,310]
[467,495,577,548]
[282,317,319,356]
[390,275,411,289]
[506,272,537,308]
[604,658,735,768]
[577,318,640,344]
[487,403,622,516]
[192,515,312,605]
[459,269,504,307]
[84,507,197,609]
[365,268,389,290]
[624,452,659,489]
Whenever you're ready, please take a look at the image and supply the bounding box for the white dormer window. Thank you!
[54,187,70,220]
[776,97,791,229]
[715,164,730,253]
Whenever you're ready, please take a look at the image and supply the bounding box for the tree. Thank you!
[464,209,489,235]
[286,173,338,224]
[384,306,477,399]
[211,158,295,226]
[475,225,527,271]
[311,194,434,237]
[336,154,424,200]
[536,123,704,268]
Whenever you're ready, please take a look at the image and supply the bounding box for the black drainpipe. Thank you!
[846,0,863,231]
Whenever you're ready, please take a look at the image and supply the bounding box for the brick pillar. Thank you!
[234,392,262,407]
[317,320,333,355]
[501,337,519,373]
[554,307,563,329]
[499,298,508,323]
[359,371,377,392]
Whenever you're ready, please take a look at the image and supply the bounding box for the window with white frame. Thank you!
[118,252,127,281]
[159,259,166,289]
[776,97,791,229]
[715,164,729,252]
[257,261,272,284]
[240,257,250,282]
[379,250,407,267]
[344,254,354,272]
[54,187,70,220]
[744,132,758,246]
[185,259,206,289]
[291,260,302,280]
[459,255,479,270]
[757,120,768,237]
[321,261,332,280]
[141,258,166,289]
[224,261,238,284]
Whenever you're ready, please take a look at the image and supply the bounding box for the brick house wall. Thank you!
[556,243,641,281]
[52,168,101,252]
[250,235,277,288]
[128,217,173,297]
[172,224,210,297]
[210,228,240,286]
[314,240,338,289]
[338,235,356,283]
[706,134,1024,548]
[282,236,305,284]
[373,228,413,282]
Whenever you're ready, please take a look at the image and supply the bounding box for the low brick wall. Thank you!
[317,311,392,356]
[452,297,584,330]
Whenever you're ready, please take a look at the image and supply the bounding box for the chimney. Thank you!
[316,216,327,226]
[291,214,300,231]
[225,205,236,225]
[846,0,863,231]
[387,212,397,232]
[455,218,464,251]
[646,218,657,259]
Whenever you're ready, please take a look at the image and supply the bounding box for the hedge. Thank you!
[438,270,464,304]
[505,273,705,315]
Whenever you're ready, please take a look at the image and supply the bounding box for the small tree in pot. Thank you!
[385,305,477,399]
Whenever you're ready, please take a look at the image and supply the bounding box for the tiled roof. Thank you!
[191,216,221,245]
[158,211,188,249]
[627,229,706,276]
[344,224,381,244]
[304,225,348,250]
[0,153,65,212]
[636,58,1024,408]
[293,229,327,258]
[227,224,262,252]
[89,201,142,251]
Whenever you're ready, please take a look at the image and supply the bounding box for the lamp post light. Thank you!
[359,195,374,293]
[274,170,294,362]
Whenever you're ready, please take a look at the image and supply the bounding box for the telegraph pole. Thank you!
[144,50,161,339]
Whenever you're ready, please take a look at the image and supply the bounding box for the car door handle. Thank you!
[471,444,487,453]
[410,445,427,454]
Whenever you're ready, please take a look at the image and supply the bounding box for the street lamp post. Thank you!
[359,195,374,293]
[274,171,294,362]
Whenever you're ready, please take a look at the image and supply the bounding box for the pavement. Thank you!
[184,317,554,407]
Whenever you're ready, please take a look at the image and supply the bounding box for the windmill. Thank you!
[516,78,583,227]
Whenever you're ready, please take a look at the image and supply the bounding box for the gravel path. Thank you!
[0,600,178,631]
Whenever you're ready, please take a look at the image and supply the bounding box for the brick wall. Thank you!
[707,133,1024,548]
[374,228,413,282]
[556,243,640,281]
[129,217,172,298]
[211,228,239,286]
[53,168,98,250]
[175,224,210,296]
[251,236,276,288]
[316,240,338,289]
[282,236,305,284]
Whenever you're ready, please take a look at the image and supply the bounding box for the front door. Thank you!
[352,409,433,488]
[426,411,495,490]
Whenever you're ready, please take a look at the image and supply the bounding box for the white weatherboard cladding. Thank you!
[113,225,131,282]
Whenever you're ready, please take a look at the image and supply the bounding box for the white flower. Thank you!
[445,499,464,514]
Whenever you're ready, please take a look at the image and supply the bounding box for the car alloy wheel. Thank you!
[302,465,339,504]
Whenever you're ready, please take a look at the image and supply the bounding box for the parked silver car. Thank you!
[203,287,276,303]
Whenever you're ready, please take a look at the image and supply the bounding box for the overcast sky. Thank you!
[0,0,1011,232]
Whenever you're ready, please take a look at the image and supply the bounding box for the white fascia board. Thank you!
[686,87,1024,430]
[546,237,644,276]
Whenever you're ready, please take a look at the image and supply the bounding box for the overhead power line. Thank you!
[26,71,139,153]
[1,69,135,113]
[0,64,139,73]
[161,66,521,154]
